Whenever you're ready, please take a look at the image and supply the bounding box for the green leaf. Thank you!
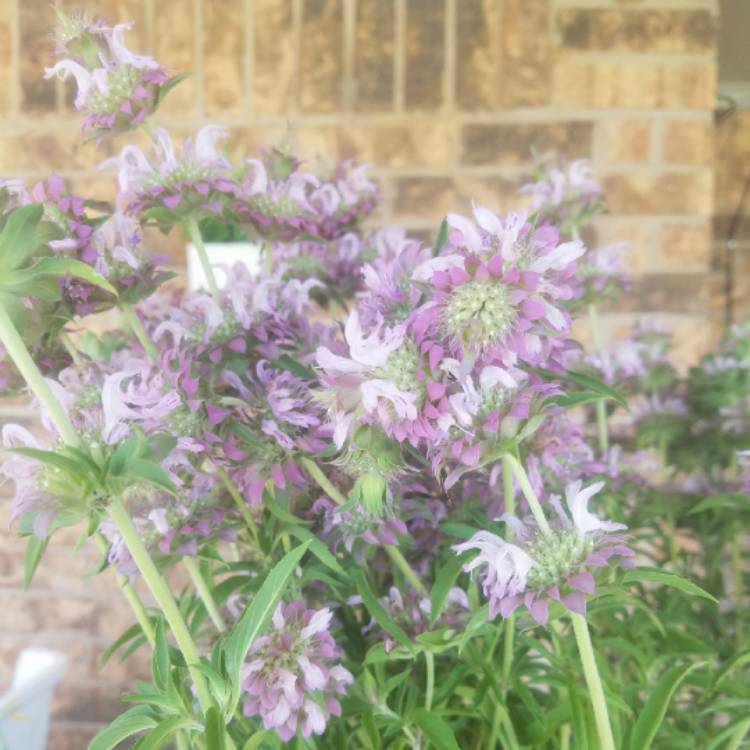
[687,493,749,516]
[537,367,628,409]
[623,567,718,603]
[100,622,152,668]
[223,541,311,712]
[204,706,227,750]
[9,447,90,482]
[429,554,465,626]
[87,707,157,750]
[3,257,118,297]
[287,526,346,578]
[23,535,47,589]
[433,219,449,255]
[156,72,191,108]
[124,458,178,496]
[151,620,170,691]
[242,731,271,750]
[628,662,703,750]
[412,708,461,750]
[0,204,45,270]
[131,716,197,750]
[275,354,316,380]
[352,570,413,651]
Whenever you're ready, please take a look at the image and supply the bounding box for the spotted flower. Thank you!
[454,480,633,625]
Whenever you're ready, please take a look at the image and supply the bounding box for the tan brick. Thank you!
[500,0,552,106]
[660,222,712,269]
[393,176,519,221]
[0,0,11,116]
[253,0,294,115]
[354,0,395,111]
[48,724,103,750]
[52,681,126,723]
[663,120,713,165]
[602,171,713,216]
[299,0,343,113]
[600,120,652,164]
[556,9,717,53]
[604,272,721,314]
[294,126,340,161]
[660,62,716,109]
[593,217,655,274]
[339,124,452,169]
[19,2,57,114]
[462,122,593,166]
[405,0,445,111]
[456,0,498,110]
[204,0,245,116]
[154,0,197,117]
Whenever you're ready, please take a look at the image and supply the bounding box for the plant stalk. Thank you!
[503,453,552,536]
[424,651,434,710]
[119,302,158,362]
[0,303,80,446]
[501,455,516,686]
[108,499,213,713]
[571,613,616,750]
[185,215,221,303]
[588,303,609,456]
[300,456,428,597]
[732,532,744,646]
[183,556,226,633]
[215,465,260,545]
[94,532,156,648]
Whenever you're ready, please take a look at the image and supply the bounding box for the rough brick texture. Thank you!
[0,0,725,744]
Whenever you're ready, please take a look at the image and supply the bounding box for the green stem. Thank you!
[108,499,213,713]
[588,304,609,456]
[94,532,156,648]
[185,215,220,303]
[59,331,83,367]
[571,613,616,750]
[732,533,744,646]
[119,302,158,362]
[424,651,434,710]
[501,455,516,687]
[183,556,226,633]
[504,453,552,536]
[300,455,428,597]
[215,465,260,545]
[386,544,428,598]
[726,718,750,750]
[0,303,80,446]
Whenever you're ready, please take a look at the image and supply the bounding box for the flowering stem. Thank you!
[0,303,80,446]
[119,302,158,362]
[300,455,429,597]
[215,465,260,545]
[183,556,226,633]
[588,304,609,456]
[503,453,552,536]
[185,215,221,303]
[108,499,213,713]
[571,613,616,750]
[94,532,156,648]
[59,331,83,367]
[424,651,434,710]
[500,455,516,686]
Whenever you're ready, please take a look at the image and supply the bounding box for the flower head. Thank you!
[454,480,633,625]
[242,602,353,742]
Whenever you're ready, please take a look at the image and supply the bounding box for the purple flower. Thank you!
[454,480,633,625]
[103,126,236,226]
[242,603,353,742]
[412,206,584,370]
[45,18,170,138]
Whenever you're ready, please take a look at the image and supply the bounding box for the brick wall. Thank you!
[0,0,722,745]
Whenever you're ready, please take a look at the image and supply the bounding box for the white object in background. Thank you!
[0,648,67,750]
[186,242,261,291]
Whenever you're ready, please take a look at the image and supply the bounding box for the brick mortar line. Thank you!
[244,0,254,115]
[393,0,405,113]
[556,51,718,64]
[552,0,717,9]
[0,108,721,131]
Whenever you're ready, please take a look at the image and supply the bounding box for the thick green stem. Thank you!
[732,533,744,646]
[300,456,428,597]
[588,304,609,456]
[108,499,213,713]
[215,465,260,545]
[183,556,226,633]
[185,215,220,303]
[424,651,434,710]
[0,304,80,446]
[504,454,552,536]
[119,302,158,362]
[571,614,616,750]
[94,532,156,648]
